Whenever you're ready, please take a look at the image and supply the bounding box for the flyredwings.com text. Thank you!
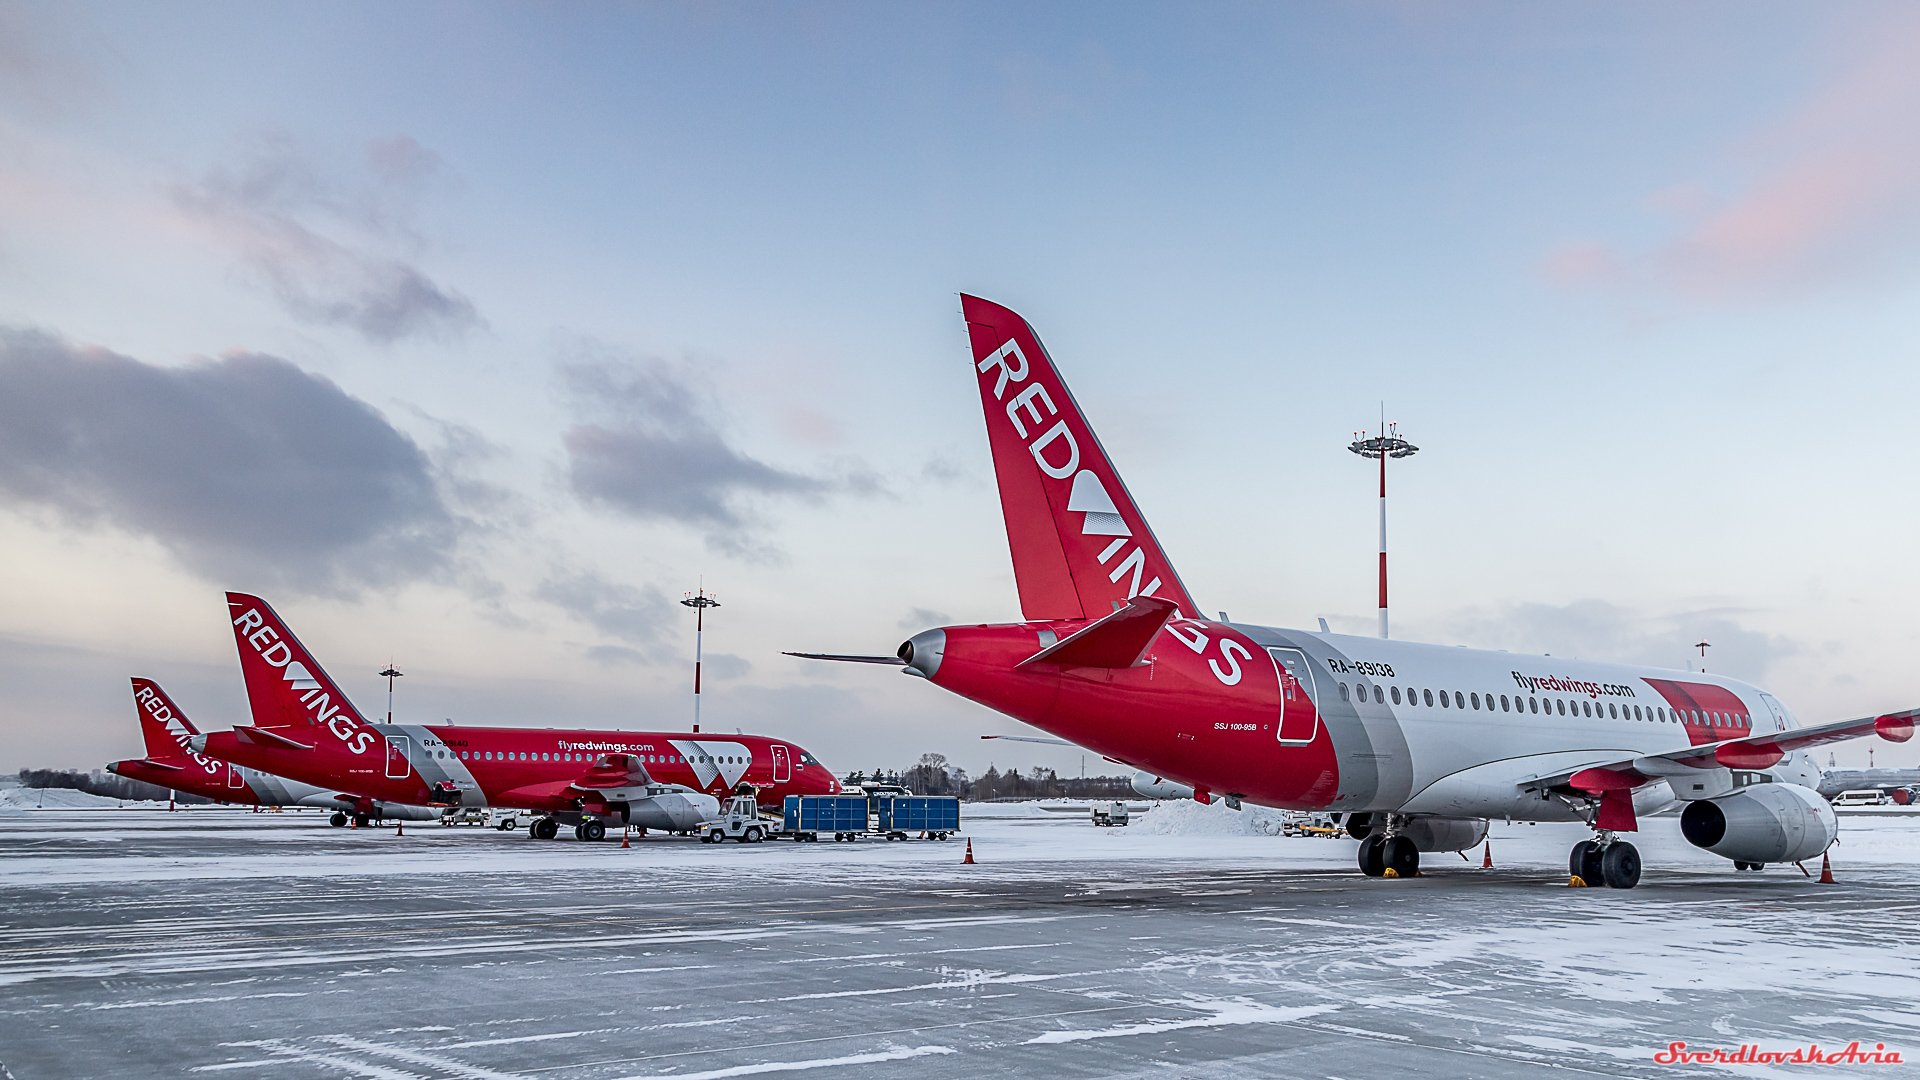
[1511,671,1637,700]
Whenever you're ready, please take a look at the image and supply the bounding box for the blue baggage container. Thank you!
[783,795,870,841]
[876,795,961,839]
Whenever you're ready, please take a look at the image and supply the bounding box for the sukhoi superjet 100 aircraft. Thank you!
[798,295,1915,889]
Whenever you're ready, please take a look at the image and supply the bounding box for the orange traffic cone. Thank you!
[1481,841,1493,869]
[1818,852,1835,884]
[395,820,404,836]
[621,826,631,849]
[349,815,358,829]
[963,838,975,864]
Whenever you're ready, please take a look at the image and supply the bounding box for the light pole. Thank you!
[680,586,720,733]
[1348,420,1419,639]
[379,665,403,723]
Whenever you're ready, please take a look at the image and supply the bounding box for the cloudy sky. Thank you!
[3,3,1917,776]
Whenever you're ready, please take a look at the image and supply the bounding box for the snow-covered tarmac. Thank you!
[1,802,1916,1078]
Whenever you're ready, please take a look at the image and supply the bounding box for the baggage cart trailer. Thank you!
[876,795,961,840]
[783,794,870,842]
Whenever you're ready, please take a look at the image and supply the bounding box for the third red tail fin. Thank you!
[130,678,199,760]
[961,294,1199,622]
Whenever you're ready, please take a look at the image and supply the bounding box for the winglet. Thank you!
[1017,595,1179,669]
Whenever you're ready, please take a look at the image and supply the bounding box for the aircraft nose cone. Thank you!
[899,628,946,680]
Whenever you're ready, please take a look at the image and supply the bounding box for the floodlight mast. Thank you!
[378,665,403,724]
[1347,421,1419,640]
[680,585,720,733]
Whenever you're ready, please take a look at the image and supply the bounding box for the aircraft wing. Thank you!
[1521,707,1919,794]
[981,734,1075,746]
[562,753,658,800]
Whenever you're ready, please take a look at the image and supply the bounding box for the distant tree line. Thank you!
[845,753,1135,801]
[17,768,214,804]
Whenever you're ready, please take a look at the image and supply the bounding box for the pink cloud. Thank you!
[1550,11,1920,299]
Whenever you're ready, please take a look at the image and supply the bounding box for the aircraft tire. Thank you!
[533,818,558,840]
[1383,836,1420,879]
[581,819,606,842]
[1358,834,1387,877]
[1571,840,1604,884]
[353,814,370,829]
[329,812,347,828]
[1601,842,1641,889]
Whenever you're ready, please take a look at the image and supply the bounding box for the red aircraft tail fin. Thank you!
[960,294,1199,622]
[225,592,372,731]
[129,678,199,760]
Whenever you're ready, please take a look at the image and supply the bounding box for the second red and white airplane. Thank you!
[108,678,438,824]
[801,294,1916,888]
[196,593,840,840]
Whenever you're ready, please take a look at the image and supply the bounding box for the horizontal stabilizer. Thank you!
[234,725,314,751]
[1017,595,1179,669]
[133,758,186,772]
[783,651,908,666]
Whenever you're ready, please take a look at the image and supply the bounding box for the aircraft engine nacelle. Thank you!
[1399,816,1489,853]
[1343,813,1484,850]
[1679,783,1836,865]
[1131,771,1201,801]
[621,791,721,832]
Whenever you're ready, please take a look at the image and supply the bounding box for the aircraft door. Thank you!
[1759,693,1790,732]
[226,763,245,789]
[772,744,791,783]
[385,736,411,779]
[1268,648,1321,744]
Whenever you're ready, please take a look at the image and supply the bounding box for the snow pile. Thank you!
[1130,798,1292,837]
[0,787,157,812]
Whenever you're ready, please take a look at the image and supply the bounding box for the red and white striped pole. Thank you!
[680,586,720,733]
[1349,422,1418,641]
[1378,447,1389,640]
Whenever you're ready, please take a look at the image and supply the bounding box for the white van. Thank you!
[1834,789,1888,806]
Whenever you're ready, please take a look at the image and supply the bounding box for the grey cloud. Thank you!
[586,644,647,667]
[900,607,953,631]
[542,571,674,651]
[558,345,874,551]
[173,133,479,344]
[1435,599,1799,685]
[0,328,458,594]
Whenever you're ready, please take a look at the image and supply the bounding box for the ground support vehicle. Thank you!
[877,795,961,840]
[1090,802,1130,827]
[784,795,870,841]
[699,794,781,843]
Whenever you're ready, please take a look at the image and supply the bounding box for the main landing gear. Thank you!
[526,817,559,840]
[572,819,606,842]
[1570,833,1641,889]
[1356,816,1420,879]
[329,811,348,828]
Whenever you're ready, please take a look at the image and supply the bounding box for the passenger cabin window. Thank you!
[1391,687,1402,704]
[1423,689,1434,707]
[1470,692,1481,710]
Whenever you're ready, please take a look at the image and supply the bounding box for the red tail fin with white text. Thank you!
[961,294,1200,622]
[225,592,377,747]
[130,677,202,761]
